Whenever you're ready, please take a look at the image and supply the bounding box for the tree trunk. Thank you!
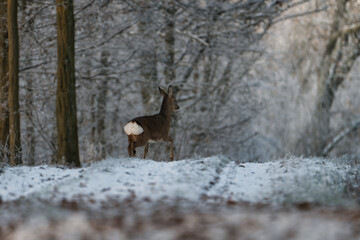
[138,7,158,113]
[96,50,109,159]
[163,2,175,83]
[25,74,35,165]
[0,0,9,160]
[163,2,177,159]
[56,0,80,167]
[90,92,95,143]
[7,0,21,165]
[21,1,35,165]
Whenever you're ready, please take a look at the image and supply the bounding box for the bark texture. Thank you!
[7,0,21,165]
[56,0,80,167]
[163,2,175,83]
[96,51,109,159]
[138,7,158,114]
[0,0,9,158]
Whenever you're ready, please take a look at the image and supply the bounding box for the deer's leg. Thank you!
[127,142,132,157]
[164,136,174,161]
[143,142,149,159]
[169,140,174,161]
[128,140,136,157]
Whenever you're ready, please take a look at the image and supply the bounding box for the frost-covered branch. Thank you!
[273,5,327,23]
[174,28,209,46]
[322,118,360,156]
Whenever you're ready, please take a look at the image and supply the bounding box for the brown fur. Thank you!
[125,86,179,160]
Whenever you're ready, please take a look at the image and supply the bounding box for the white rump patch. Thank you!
[124,121,144,135]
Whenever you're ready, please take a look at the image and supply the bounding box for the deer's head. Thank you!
[159,85,179,112]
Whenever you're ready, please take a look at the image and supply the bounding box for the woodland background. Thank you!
[0,0,360,165]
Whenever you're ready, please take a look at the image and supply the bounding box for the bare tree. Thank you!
[0,0,9,160]
[96,50,109,159]
[138,4,159,113]
[162,1,176,83]
[7,0,22,165]
[56,0,80,167]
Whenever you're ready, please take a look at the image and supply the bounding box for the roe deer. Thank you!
[124,85,179,160]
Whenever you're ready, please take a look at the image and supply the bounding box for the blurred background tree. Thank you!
[2,0,360,165]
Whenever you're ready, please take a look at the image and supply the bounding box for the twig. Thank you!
[75,0,96,16]
[273,6,327,24]
[174,28,209,47]
[322,118,360,156]
[77,22,136,53]
[20,61,50,72]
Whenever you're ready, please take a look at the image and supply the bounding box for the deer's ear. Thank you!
[168,85,173,96]
[158,87,166,97]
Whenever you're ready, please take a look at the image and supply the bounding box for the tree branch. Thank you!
[76,22,136,53]
[174,28,209,46]
[20,61,50,72]
[273,5,327,24]
[322,118,360,156]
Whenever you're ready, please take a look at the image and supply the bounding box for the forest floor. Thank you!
[1,156,360,239]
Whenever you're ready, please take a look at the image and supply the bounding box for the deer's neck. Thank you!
[159,98,172,119]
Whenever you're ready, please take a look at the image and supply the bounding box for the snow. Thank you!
[0,155,356,206]
[1,156,359,240]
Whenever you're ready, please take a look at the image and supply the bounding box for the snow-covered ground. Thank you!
[0,155,357,206]
[1,156,359,240]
